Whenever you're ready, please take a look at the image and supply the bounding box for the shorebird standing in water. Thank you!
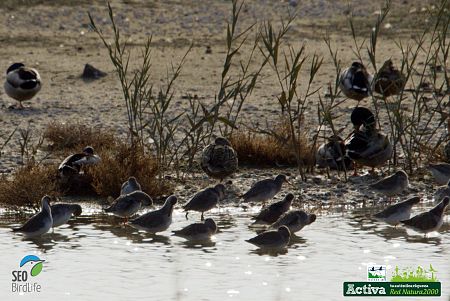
[400,197,449,236]
[427,163,450,185]
[120,177,142,195]
[270,210,316,234]
[51,203,82,227]
[104,191,153,222]
[183,184,225,221]
[252,193,294,224]
[373,196,421,226]
[370,170,409,201]
[246,226,291,249]
[172,218,217,241]
[12,196,52,238]
[4,62,41,109]
[241,174,290,205]
[129,195,177,234]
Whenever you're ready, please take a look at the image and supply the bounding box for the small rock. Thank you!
[81,64,107,80]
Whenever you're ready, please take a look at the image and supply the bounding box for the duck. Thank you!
[120,177,142,195]
[270,210,316,234]
[104,191,153,222]
[12,196,52,238]
[345,107,392,174]
[370,170,409,200]
[373,196,421,226]
[51,203,82,227]
[339,62,373,100]
[129,195,177,233]
[434,180,450,202]
[172,218,217,241]
[58,146,101,177]
[316,135,353,171]
[183,184,225,220]
[246,226,291,249]
[4,62,41,109]
[241,174,290,204]
[252,193,294,224]
[201,137,238,181]
[427,163,450,185]
[373,59,406,97]
[400,197,449,235]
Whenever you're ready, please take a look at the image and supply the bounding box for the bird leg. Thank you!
[201,212,204,221]
[353,164,359,176]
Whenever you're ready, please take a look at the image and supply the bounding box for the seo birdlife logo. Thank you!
[11,255,44,294]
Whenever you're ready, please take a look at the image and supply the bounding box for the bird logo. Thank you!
[19,255,45,277]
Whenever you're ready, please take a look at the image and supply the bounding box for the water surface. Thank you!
[0,202,448,301]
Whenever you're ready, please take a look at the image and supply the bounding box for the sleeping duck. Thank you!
[4,63,41,109]
[339,62,373,101]
[58,146,101,177]
[316,135,353,171]
[345,107,392,174]
[373,59,406,97]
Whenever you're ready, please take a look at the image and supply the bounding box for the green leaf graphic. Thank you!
[31,262,43,276]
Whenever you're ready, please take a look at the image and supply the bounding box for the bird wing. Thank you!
[59,153,85,169]
[131,210,165,228]
[254,201,286,223]
[360,134,390,159]
[272,212,296,228]
[345,131,369,154]
[374,203,403,218]
[18,68,39,80]
[50,204,67,217]
[253,206,271,220]
[247,230,281,245]
[73,155,100,166]
[14,212,47,232]
[274,211,308,228]
[351,69,370,91]
[174,223,207,236]
[432,164,450,174]
[183,188,218,211]
[243,180,274,199]
[401,212,436,230]
[371,174,399,190]
[105,196,138,213]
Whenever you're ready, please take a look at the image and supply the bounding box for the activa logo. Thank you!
[345,283,387,295]
[11,255,44,293]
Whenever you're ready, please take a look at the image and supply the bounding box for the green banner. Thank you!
[343,282,441,297]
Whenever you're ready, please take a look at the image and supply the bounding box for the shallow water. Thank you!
[0,202,449,301]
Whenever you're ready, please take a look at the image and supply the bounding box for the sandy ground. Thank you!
[0,0,446,205]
